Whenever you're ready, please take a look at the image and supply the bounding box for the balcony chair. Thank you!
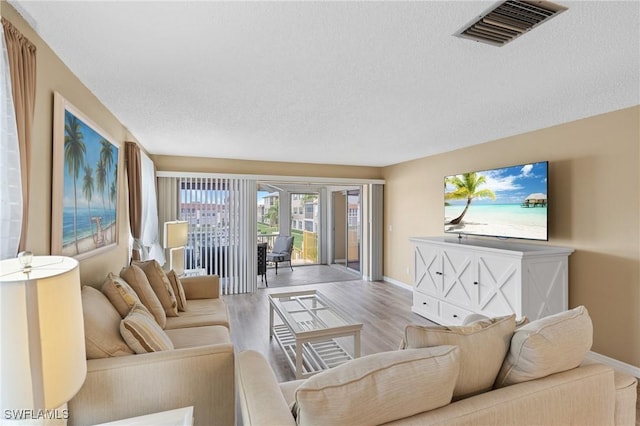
[257,242,268,286]
[266,235,294,275]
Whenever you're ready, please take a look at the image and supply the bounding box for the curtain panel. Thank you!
[124,141,142,261]
[140,152,164,264]
[2,17,36,252]
[0,25,22,259]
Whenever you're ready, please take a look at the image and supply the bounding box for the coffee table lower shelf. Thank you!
[273,324,353,379]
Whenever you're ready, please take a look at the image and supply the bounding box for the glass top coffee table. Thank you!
[268,289,363,379]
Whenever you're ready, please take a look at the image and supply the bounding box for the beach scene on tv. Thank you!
[444,162,548,241]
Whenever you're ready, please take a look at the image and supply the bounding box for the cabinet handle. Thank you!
[473,281,479,285]
[422,302,428,305]
[436,272,443,276]
[453,314,458,318]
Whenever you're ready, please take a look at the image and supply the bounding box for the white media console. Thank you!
[410,236,574,325]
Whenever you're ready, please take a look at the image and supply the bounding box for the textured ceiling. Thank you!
[8,1,640,167]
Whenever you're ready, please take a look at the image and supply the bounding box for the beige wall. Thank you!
[383,106,640,367]
[153,154,383,180]
[2,3,132,286]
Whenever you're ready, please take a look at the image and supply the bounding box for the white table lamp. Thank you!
[0,253,86,421]
[163,221,188,275]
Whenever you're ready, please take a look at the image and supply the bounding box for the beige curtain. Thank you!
[157,176,180,249]
[2,18,36,252]
[125,141,142,261]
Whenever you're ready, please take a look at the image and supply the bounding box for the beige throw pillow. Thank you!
[133,260,179,317]
[167,270,188,311]
[120,303,174,354]
[101,272,141,318]
[293,346,460,426]
[495,305,593,388]
[120,264,167,328]
[81,286,134,359]
[402,314,516,399]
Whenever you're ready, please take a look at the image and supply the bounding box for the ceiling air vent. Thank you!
[455,1,567,46]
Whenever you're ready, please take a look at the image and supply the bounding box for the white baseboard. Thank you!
[586,351,640,378]
[383,276,413,291]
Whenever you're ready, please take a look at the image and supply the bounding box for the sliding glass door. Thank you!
[290,192,320,265]
[346,190,361,272]
[332,189,361,273]
[159,176,257,295]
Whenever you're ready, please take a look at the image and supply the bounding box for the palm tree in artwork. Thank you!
[64,114,86,254]
[99,139,115,239]
[95,159,108,229]
[445,172,496,225]
[82,165,96,244]
[110,178,117,216]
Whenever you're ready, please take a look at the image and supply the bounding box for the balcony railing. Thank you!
[257,232,318,265]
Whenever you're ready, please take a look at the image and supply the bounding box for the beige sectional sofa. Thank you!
[237,306,638,426]
[69,267,234,426]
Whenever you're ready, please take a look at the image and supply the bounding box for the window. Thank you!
[175,176,257,294]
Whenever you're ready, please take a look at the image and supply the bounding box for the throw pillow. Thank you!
[167,269,188,312]
[80,286,134,359]
[101,272,141,318]
[120,303,175,354]
[402,314,516,399]
[494,305,593,388]
[292,346,460,426]
[132,260,179,317]
[120,264,167,328]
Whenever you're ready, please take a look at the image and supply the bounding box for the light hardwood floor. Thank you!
[223,278,435,382]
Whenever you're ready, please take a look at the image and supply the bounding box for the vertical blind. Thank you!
[158,175,257,295]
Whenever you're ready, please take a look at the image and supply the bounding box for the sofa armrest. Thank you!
[237,350,297,426]
[69,344,234,426]
[614,370,637,426]
[181,274,220,299]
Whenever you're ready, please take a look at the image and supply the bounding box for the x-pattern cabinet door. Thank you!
[475,254,520,317]
[441,248,475,310]
[414,244,441,296]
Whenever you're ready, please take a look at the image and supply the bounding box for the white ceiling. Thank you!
[8,1,640,167]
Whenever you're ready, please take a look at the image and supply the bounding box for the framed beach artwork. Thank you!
[52,92,120,259]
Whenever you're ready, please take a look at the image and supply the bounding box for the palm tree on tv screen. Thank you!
[445,172,496,225]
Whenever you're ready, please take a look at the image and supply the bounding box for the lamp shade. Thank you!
[0,256,86,411]
[163,221,188,249]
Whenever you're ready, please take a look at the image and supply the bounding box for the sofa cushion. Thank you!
[164,298,229,329]
[402,314,515,399]
[120,303,174,353]
[133,260,179,317]
[164,325,231,349]
[81,286,134,359]
[101,273,141,318]
[292,346,460,426]
[495,306,593,388]
[120,264,167,328]
[167,269,188,312]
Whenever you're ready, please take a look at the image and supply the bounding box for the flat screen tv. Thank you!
[444,161,548,241]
